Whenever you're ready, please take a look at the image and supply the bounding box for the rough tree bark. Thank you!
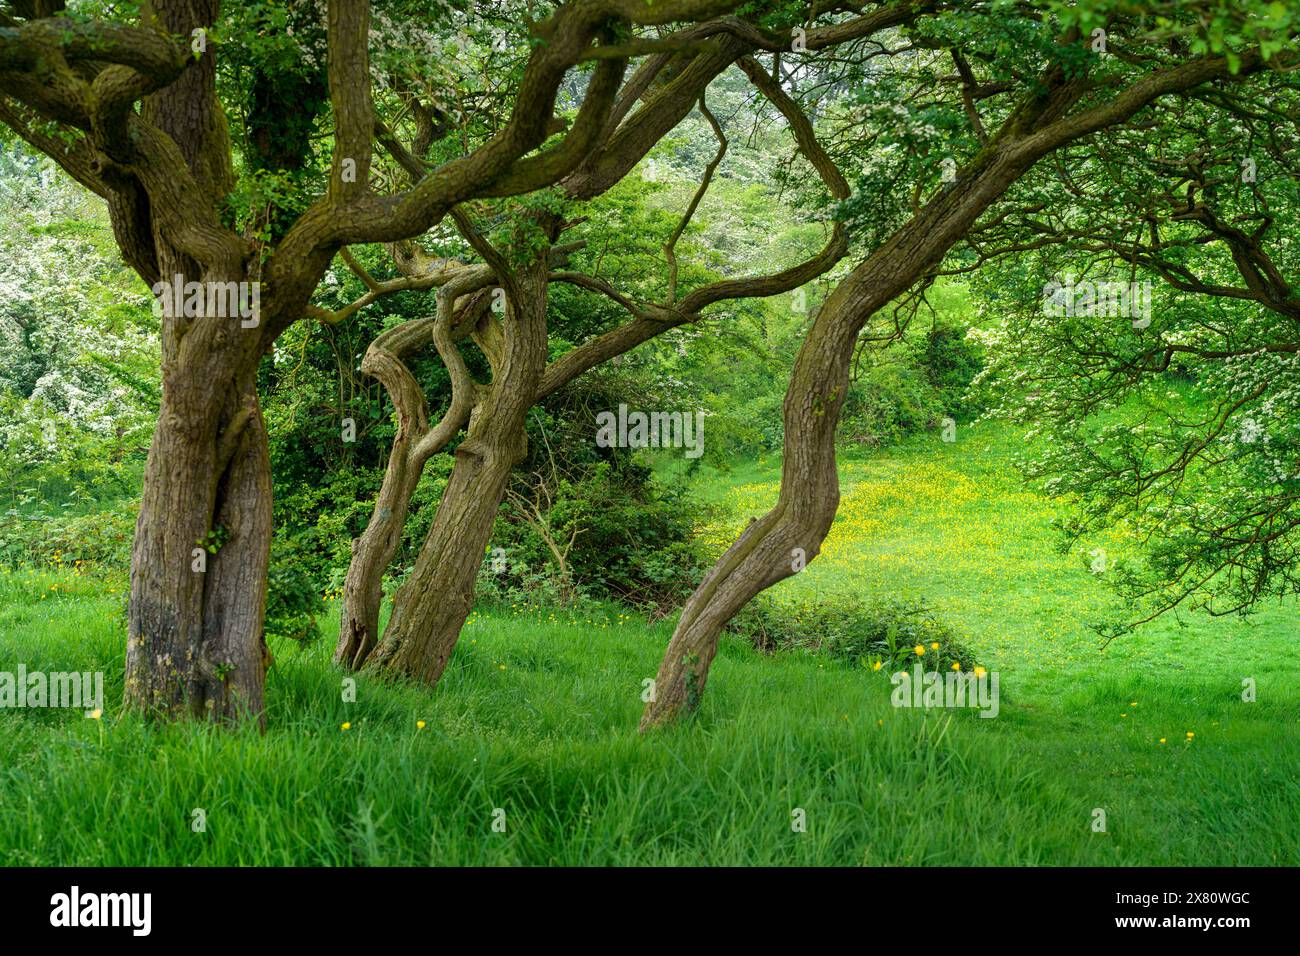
[335,279,492,669]
[120,0,277,722]
[125,303,273,721]
[365,235,553,684]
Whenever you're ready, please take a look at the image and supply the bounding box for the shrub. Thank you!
[839,362,945,447]
[836,321,984,448]
[730,594,981,674]
[265,536,325,645]
[481,459,709,612]
[914,321,985,420]
[0,501,135,572]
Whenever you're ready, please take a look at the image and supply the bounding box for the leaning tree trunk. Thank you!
[367,264,549,686]
[641,147,1043,729]
[125,291,273,724]
[638,292,849,728]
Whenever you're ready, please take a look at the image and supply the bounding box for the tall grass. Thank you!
[1,564,1296,866]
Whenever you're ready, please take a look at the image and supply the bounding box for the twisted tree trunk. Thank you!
[335,287,491,669]
[640,150,1054,728]
[366,260,550,685]
[335,389,433,671]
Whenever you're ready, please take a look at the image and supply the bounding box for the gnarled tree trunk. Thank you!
[366,259,550,685]
[125,279,272,723]
[638,275,853,729]
[334,276,498,670]
[120,0,277,723]
[640,148,1060,728]
[336,413,433,671]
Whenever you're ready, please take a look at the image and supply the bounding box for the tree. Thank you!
[639,0,1298,727]
[327,25,858,683]
[4,0,1292,730]
[0,0,746,723]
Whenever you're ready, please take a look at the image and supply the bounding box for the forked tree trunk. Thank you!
[367,266,549,685]
[336,289,490,670]
[364,414,526,683]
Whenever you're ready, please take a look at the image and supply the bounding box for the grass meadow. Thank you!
[2,423,1296,865]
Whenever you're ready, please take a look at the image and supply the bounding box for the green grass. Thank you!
[686,420,1300,694]
[1,421,1297,865]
